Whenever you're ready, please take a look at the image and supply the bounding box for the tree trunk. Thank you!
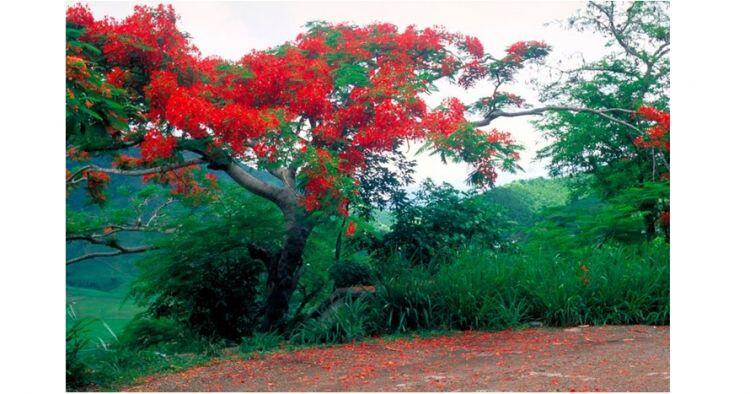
[260,198,313,332]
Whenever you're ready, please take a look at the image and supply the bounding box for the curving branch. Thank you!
[472,104,669,169]
[180,144,291,205]
[591,2,645,63]
[66,244,157,265]
[67,158,205,185]
[270,167,296,189]
[224,161,287,204]
[473,105,637,131]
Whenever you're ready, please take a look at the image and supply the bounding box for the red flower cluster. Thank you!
[345,221,357,237]
[82,170,111,203]
[66,56,90,81]
[659,211,670,227]
[505,40,549,63]
[140,129,177,162]
[301,149,338,211]
[634,106,670,151]
[463,36,485,58]
[142,166,210,199]
[70,4,198,74]
[487,129,515,145]
[66,4,95,27]
[105,67,128,88]
[112,154,143,169]
[66,147,90,161]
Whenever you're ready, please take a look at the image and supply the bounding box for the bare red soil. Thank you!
[127,325,669,392]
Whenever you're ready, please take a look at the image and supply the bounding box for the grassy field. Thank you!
[66,285,142,341]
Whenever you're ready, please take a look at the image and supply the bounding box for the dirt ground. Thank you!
[127,325,669,392]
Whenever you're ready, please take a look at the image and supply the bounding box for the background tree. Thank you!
[376,180,515,265]
[456,1,670,239]
[65,4,550,329]
[533,1,670,237]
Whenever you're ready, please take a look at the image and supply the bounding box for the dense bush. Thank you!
[132,251,265,340]
[377,180,514,265]
[130,185,281,340]
[328,260,373,288]
[120,316,196,351]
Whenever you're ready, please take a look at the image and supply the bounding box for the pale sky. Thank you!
[79,1,607,189]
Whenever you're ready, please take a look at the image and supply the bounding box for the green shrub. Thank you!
[291,296,379,345]
[120,316,192,351]
[82,345,216,390]
[329,260,373,288]
[66,318,95,391]
[372,268,444,332]
[130,186,278,340]
[239,331,283,354]
[433,248,515,329]
[519,240,669,326]
[377,180,514,265]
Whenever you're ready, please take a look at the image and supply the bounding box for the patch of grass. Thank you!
[239,331,284,354]
[290,296,379,345]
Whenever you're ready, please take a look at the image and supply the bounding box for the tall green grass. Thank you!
[290,295,380,345]
[368,239,669,332]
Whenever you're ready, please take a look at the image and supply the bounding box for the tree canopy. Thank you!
[66,4,550,214]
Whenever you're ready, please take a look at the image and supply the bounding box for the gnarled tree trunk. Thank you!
[260,194,313,331]
[221,162,317,331]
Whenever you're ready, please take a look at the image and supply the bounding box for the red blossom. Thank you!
[463,35,484,58]
[66,147,90,161]
[140,129,176,162]
[659,211,670,227]
[66,3,94,28]
[112,154,143,169]
[83,170,111,203]
[105,67,128,88]
[142,166,208,199]
[634,106,670,151]
[345,221,357,237]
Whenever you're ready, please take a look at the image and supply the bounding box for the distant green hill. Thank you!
[481,177,572,227]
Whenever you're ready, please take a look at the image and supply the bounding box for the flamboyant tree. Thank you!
[65,4,552,329]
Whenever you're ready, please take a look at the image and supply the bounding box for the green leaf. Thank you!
[333,63,370,88]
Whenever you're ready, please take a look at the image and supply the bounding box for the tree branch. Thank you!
[224,161,287,203]
[270,167,295,189]
[473,105,638,133]
[591,2,646,64]
[67,158,205,186]
[66,244,156,265]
